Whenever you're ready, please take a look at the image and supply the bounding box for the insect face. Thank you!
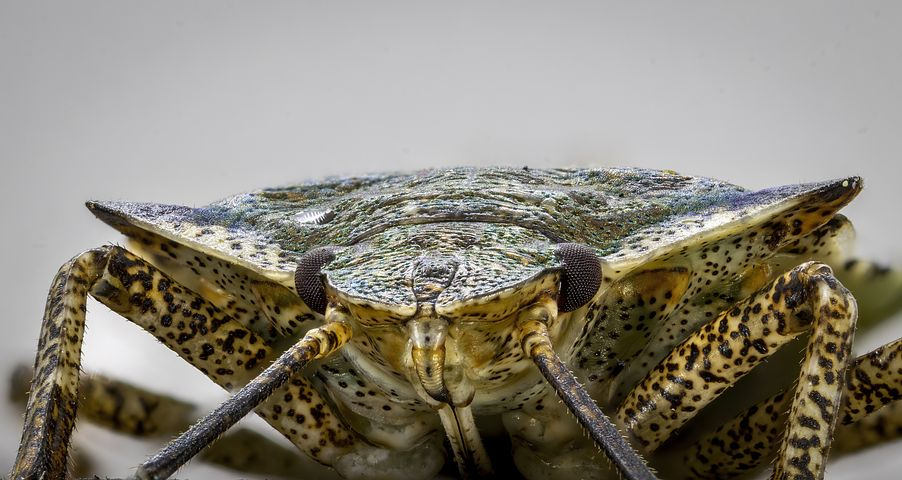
[308,222,566,409]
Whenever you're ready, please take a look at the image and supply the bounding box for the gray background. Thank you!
[2,1,901,478]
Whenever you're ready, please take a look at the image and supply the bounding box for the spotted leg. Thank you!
[13,247,112,479]
[834,259,902,331]
[10,363,195,438]
[614,261,857,480]
[198,429,331,480]
[136,318,353,479]
[11,246,358,479]
[680,335,901,477]
[833,398,902,455]
[10,363,320,479]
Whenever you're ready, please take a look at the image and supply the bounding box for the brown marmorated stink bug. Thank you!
[10,167,902,480]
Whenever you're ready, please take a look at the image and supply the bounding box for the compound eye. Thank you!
[294,247,337,314]
[554,243,601,312]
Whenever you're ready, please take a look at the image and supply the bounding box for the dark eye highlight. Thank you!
[555,243,601,312]
[294,246,337,314]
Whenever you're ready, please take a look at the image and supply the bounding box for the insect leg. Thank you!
[11,247,113,480]
[840,335,902,424]
[607,216,855,412]
[135,317,352,480]
[681,335,901,477]
[679,390,793,478]
[833,397,902,455]
[95,247,364,468]
[10,365,338,480]
[518,297,660,480]
[198,428,327,480]
[833,259,902,331]
[10,363,195,437]
[682,391,902,479]
[11,246,360,479]
[770,266,858,480]
[615,262,857,480]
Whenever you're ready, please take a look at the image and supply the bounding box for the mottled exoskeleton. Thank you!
[10,168,902,479]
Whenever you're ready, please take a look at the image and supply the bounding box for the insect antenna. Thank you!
[134,310,353,480]
[518,299,659,480]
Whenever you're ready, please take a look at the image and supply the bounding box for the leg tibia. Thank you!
[12,247,112,480]
[772,268,857,479]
